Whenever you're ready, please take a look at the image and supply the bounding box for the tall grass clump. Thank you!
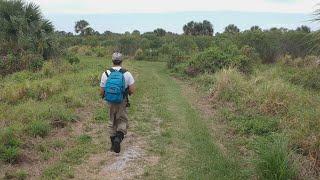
[27,120,51,138]
[254,136,297,180]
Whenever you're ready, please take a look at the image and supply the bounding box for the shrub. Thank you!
[210,68,249,103]
[144,48,159,61]
[92,46,107,57]
[134,48,144,60]
[21,53,44,72]
[65,53,80,65]
[187,44,255,76]
[27,120,51,138]
[189,46,231,74]
[290,68,320,91]
[167,48,186,69]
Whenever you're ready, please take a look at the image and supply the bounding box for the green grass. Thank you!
[0,56,108,178]
[129,61,247,179]
[191,65,320,179]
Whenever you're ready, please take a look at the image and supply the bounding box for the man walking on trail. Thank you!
[100,52,135,153]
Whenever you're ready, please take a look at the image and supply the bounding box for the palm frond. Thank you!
[24,2,42,24]
[41,19,54,33]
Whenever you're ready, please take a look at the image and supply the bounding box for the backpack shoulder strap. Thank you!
[119,68,127,74]
[106,68,115,77]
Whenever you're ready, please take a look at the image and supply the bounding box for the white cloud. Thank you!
[28,0,318,14]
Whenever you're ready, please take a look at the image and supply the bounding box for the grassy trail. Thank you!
[73,59,247,179]
[0,57,246,179]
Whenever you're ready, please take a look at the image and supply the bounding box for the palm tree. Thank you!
[310,6,320,55]
[183,20,213,36]
[224,24,240,34]
[296,25,311,33]
[0,0,55,58]
[154,28,166,36]
[250,26,262,31]
[75,20,89,36]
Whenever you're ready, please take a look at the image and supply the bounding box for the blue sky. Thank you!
[27,0,319,33]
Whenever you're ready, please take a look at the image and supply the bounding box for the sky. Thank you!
[26,0,319,33]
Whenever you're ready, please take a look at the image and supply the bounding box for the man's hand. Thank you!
[128,84,135,95]
[100,87,105,99]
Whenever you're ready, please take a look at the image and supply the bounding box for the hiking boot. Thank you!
[113,131,124,153]
[110,136,116,151]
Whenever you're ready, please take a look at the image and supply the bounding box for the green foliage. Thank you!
[254,136,297,180]
[183,20,214,36]
[224,24,240,34]
[188,45,252,75]
[167,48,186,69]
[117,35,140,55]
[154,28,166,37]
[65,53,80,65]
[290,67,320,91]
[134,48,144,60]
[74,20,89,36]
[0,0,59,75]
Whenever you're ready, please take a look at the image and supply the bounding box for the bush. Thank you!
[27,120,51,138]
[22,53,44,72]
[65,53,80,65]
[92,46,107,57]
[290,68,320,91]
[134,48,144,60]
[167,48,186,69]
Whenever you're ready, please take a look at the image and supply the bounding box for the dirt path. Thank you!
[73,131,159,180]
